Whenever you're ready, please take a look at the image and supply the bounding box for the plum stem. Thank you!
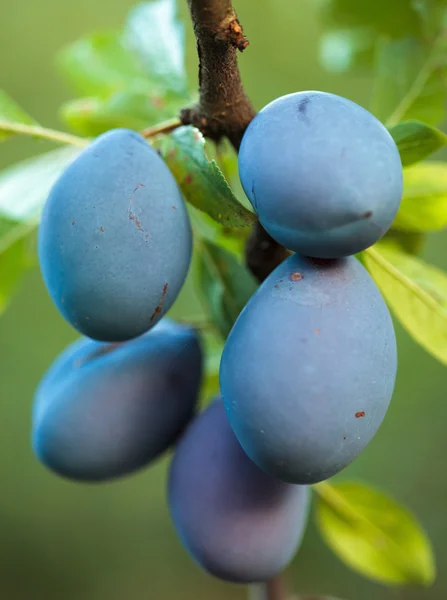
[249,576,290,600]
[141,117,183,139]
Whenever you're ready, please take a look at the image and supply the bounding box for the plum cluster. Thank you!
[33,91,402,584]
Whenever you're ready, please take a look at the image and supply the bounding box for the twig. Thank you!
[0,120,89,147]
[141,117,183,139]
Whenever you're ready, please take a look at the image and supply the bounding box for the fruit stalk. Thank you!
[250,577,290,600]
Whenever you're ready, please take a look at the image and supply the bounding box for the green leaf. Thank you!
[388,121,447,167]
[201,327,223,404]
[61,90,185,137]
[0,90,36,141]
[0,219,36,314]
[322,0,422,37]
[393,162,447,231]
[195,239,258,338]
[315,481,436,586]
[154,126,256,227]
[123,0,188,95]
[373,36,447,126]
[319,28,376,73]
[0,146,81,222]
[0,147,81,314]
[382,230,426,255]
[58,31,150,96]
[188,205,250,259]
[412,0,447,37]
[364,244,447,366]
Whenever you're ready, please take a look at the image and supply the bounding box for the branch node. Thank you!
[217,14,250,51]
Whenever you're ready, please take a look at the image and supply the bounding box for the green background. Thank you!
[1,1,446,598]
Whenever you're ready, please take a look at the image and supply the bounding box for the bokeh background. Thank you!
[1,1,446,598]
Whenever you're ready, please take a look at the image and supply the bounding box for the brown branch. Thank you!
[181,0,256,149]
[183,0,286,283]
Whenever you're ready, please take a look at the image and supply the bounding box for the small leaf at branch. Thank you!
[0,90,37,141]
[388,120,447,167]
[195,239,258,338]
[315,481,436,586]
[393,162,447,232]
[154,126,256,227]
[364,243,447,366]
[123,0,188,95]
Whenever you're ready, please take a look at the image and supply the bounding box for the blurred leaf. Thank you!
[0,219,36,315]
[214,139,238,182]
[394,162,447,231]
[58,31,150,96]
[201,327,223,404]
[382,230,426,255]
[61,90,185,136]
[154,126,256,227]
[364,244,447,366]
[195,239,258,338]
[319,28,375,73]
[0,146,81,222]
[315,481,436,586]
[389,120,447,166]
[188,205,249,258]
[322,0,422,37]
[0,147,81,314]
[124,0,188,95]
[373,36,447,126]
[412,0,447,37]
[214,138,253,213]
[0,90,37,141]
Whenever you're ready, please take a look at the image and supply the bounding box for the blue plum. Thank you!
[32,319,202,482]
[239,91,403,258]
[39,128,192,342]
[220,254,397,484]
[168,398,310,583]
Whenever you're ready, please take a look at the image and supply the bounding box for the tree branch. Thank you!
[182,0,255,149]
[183,0,286,283]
